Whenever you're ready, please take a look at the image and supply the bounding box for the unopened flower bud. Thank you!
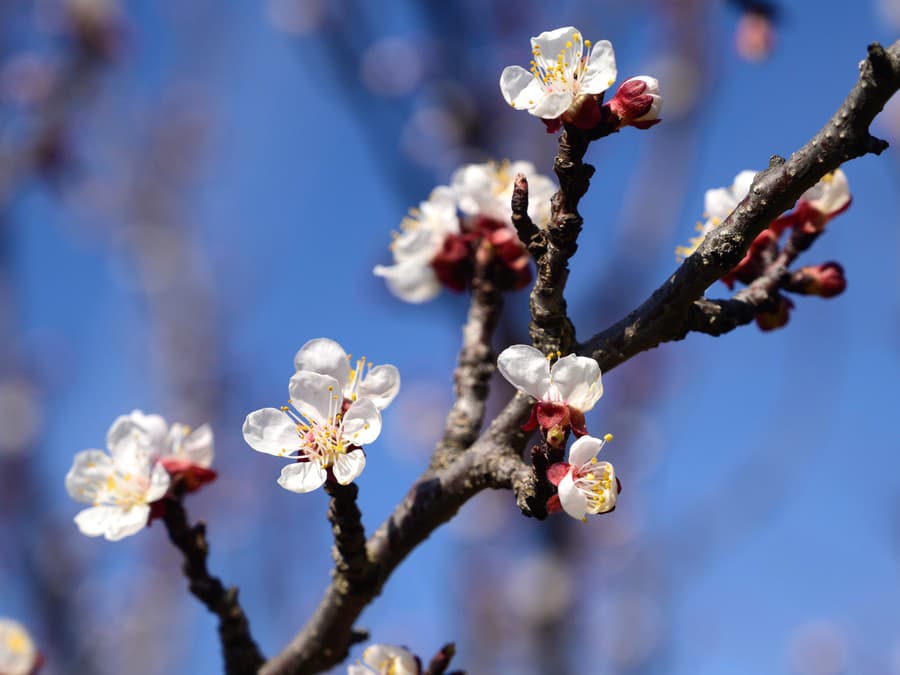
[756,295,793,331]
[735,8,776,62]
[608,76,662,129]
[791,262,847,298]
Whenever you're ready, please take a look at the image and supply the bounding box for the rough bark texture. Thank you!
[259,40,900,675]
[161,498,265,675]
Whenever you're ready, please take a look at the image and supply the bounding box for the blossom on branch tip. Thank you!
[608,76,663,129]
[500,26,617,127]
[347,644,419,675]
[294,337,400,410]
[242,370,383,493]
[497,345,603,442]
[547,434,618,521]
[0,619,40,675]
[65,422,171,541]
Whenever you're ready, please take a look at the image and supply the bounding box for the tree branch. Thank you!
[262,40,900,675]
[161,498,265,675]
[431,251,504,469]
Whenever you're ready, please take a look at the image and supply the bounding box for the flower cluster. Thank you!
[0,619,40,675]
[243,338,398,492]
[497,345,618,521]
[500,26,661,133]
[374,160,556,303]
[676,168,852,330]
[65,411,215,541]
[348,645,419,675]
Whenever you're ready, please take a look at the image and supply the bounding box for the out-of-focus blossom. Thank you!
[373,187,460,303]
[0,378,41,455]
[65,422,171,541]
[790,262,847,298]
[497,345,603,442]
[266,0,327,35]
[676,169,756,260]
[791,170,851,234]
[0,619,40,675]
[375,162,556,302]
[361,38,424,97]
[293,338,400,410]
[735,7,777,62]
[547,434,617,521]
[608,76,663,129]
[242,369,383,493]
[348,644,419,675]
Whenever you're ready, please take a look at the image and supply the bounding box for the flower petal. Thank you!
[358,364,400,410]
[242,408,301,457]
[500,66,543,110]
[289,371,341,423]
[342,399,382,447]
[801,169,850,215]
[145,462,172,503]
[293,338,351,388]
[497,345,551,400]
[528,91,573,119]
[276,461,327,493]
[531,27,582,73]
[374,261,442,303]
[74,504,150,541]
[568,434,606,467]
[363,645,419,675]
[580,40,617,94]
[180,423,214,468]
[65,449,112,503]
[332,449,366,485]
[549,354,602,411]
[557,472,588,521]
[732,170,757,202]
[704,186,738,220]
[108,410,167,455]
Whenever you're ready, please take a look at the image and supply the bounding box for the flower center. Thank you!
[575,457,615,514]
[529,31,594,95]
[96,469,149,509]
[5,628,28,655]
[282,385,351,467]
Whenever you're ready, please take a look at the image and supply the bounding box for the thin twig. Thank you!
[161,497,265,675]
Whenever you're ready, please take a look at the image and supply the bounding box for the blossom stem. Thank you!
[323,481,372,588]
[422,642,458,675]
[161,497,264,675]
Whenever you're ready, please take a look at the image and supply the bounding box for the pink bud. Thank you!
[608,76,662,129]
[796,262,847,298]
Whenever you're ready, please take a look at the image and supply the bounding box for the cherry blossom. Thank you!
[65,420,171,541]
[451,160,556,228]
[500,26,617,123]
[0,619,39,675]
[497,345,603,441]
[293,338,400,410]
[547,434,617,521]
[242,370,382,493]
[676,169,757,260]
[347,645,419,675]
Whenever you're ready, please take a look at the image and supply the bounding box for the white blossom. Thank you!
[0,619,38,675]
[347,644,418,675]
[242,370,382,493]
[676,169,756,259]
[555,434,617,521]
[500,26,617,120]
[497,345,603,412]
[65,419,171,541]
[800,169,850,216]
[293,338,400,410]
[108,409,214,469]
[373,187,459,303]
[450,160,556,228]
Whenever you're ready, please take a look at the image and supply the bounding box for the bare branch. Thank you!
[431,251,504,469]
[161,498,264,675]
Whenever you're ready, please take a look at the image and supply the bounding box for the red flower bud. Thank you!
[793,262,847,298]
[607,76,662,129]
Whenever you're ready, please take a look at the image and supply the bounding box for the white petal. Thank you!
[106,417,152,466]
[363,645,419,675]
[346,665,371,675]
[374,261,442,303]
[500,66,542,110]
[145,462,172,503]
[242,408,301,457]
[65,449,112,503]
[568,434,606,467]
[557,472,588,521]
[108,410,167,454]
[528,91,573,119]
[586,461,617,514]
[732,170,757,202]
[293,338,351,388]
[451,162,495,216]
[341,399,382,447]
[180,423,214,467]
[549,354,602,411]
[497,345,552,400]
[357,364,401,410]
[0,620,36,675]
[579,40,617,94]
[802,169,850,215]
[531,27,582,72]
[391,227,442,263]
[289,371,342,423]
[74,504,150,541]
[276,462,327,493]
[704,187,737,220]
[332,449,366,485]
